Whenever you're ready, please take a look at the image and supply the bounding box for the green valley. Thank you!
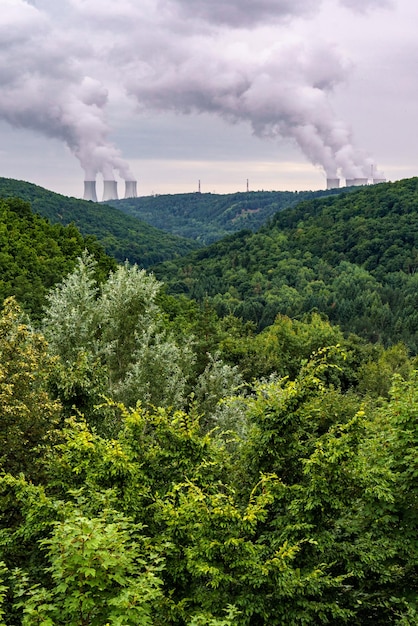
[154,177,418,350]
[0,177,416,625]
[107,187,348,244]
[0,177,200,267]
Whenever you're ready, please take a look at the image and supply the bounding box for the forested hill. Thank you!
[153,177,418,350]
[1,180,417,623]
[0,196,115,317]
[107,187,348,244]
[0,177,200,267]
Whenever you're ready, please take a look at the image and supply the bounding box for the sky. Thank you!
[0,0,417,198]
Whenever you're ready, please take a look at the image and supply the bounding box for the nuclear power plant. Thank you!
[326,175,386,190]
[83,178,138,201]
[125,180,138,198]
[82,171,386,201]
[326,178,340,190]
[83,180,98,202]
[102,180,119,201]
[345,177,368,187]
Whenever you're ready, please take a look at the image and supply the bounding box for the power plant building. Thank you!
[326,178,340,190]
[345,177,368,187]
[83,180,98,202]
[323,174,387,190]
[102,180,119,201]
[124,180,138,198]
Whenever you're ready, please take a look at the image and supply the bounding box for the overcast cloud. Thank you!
[0,0,416,197]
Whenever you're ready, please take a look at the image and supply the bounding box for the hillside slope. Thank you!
[0,178,200,267]
[0,196,115,317]
[107,187,348,244]
[153,178,418,349]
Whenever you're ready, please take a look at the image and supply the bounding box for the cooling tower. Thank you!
[326,178,340,190]
[345,178,368,187]
[124,180,138,198]
[83,180,98,202]
[372,178,386,185]
[102,180,118,201]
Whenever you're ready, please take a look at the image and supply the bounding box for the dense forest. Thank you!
[0,180,417,624]
[0,178,200,267]
[154,177,418,351]
[0,196,114,318]
[108,187,348,244]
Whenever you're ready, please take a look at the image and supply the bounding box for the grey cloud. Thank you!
[165,0,317,27]
[340,0,393,12]
[162,0,390,27]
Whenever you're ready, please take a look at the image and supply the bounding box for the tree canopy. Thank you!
[0,178,417,624]
[0,196,114,318]
[154,178,418,350]
[107,187,349,245]
[0,178,200,267]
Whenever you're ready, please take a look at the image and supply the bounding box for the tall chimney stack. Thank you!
[102,180,118,201]
[124,180,138,198]
[326,177,340,190]
[83,180,98,202]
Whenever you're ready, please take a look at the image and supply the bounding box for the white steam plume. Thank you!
[128,37,375,178]
[0,0,134,182]
[0,0,391,186]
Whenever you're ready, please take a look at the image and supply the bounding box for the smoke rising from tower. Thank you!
[0,0,391,189]
[130,38,385,181]
[0,2,136,191]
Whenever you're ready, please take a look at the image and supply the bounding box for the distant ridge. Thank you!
[107,187,351,245]
[153,177,418,350]
[0,178,200,267]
